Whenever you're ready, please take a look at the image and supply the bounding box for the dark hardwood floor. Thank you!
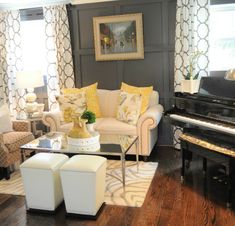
[0,146,235,226]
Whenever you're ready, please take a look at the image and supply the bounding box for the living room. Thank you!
[0,0,235,225]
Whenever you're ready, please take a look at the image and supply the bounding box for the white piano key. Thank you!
[170,114,235,136]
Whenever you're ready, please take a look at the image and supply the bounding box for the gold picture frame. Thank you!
[93,13,144,61]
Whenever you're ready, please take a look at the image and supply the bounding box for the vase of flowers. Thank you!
[181,51,203,94]
[81,110,96,134]
[68,113,91,139]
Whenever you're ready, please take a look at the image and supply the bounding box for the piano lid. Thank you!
[198,77,235,101]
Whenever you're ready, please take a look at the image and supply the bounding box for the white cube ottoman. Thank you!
[20,153,69,211]
[60,155,107,217]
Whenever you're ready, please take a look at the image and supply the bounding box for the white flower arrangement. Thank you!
[184,51,203,80]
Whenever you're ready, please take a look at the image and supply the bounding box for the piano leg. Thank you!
[228,158,235,208]
[203,158,207,176]
[185,147,192,169]
[181,148,186,183]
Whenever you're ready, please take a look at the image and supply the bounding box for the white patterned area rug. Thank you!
[0,160,158,207]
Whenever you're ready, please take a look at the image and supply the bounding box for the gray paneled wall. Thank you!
[67,0,176,145]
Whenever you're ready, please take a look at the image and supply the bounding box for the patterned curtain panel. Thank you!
[0,10,26,117]
[43,4,75,111]
[173,0,210,148]
[174,0,210,91]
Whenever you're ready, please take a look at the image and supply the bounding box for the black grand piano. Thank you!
[165,76,235,207]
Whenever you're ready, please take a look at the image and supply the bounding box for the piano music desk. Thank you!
[180,133,235,208]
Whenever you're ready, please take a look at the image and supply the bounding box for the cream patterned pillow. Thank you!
[56,92,86,122]
[116,91,142,125]
[121,82,153,114]
[62,83,102,117]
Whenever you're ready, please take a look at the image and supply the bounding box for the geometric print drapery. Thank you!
[173,0,210,148]
[0,10,26,117]
[174,0,210,92]
[43,4,75,111]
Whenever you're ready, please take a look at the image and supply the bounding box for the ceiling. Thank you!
[0,0,118,10]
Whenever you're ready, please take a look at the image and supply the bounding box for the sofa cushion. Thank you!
[59,118,136,136]
[149,91,159,106]
[62,83,102,118]
[3,131,34,153]
[97,89,120,118]
[97,89,159,116]
[95,118,137,136]
[121,82,153,114]
[56,92,86,122]
[116,91,142,125]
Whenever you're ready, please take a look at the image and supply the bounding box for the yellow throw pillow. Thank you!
[56,92,86,122]
[121,82,153,114]
[116,91,142,125]
[62,83,102,117]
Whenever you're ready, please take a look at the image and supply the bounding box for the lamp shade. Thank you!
[225,69,235,81]
[16,70,44,89]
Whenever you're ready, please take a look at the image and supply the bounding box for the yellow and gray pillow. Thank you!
[56,92,86,122]
[116,91,142,125]
[62,83,102,117]
[121,82,153,114]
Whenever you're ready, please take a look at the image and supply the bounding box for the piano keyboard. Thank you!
[170,114,235,136]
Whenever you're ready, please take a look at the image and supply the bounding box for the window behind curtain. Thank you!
[209,3,235,71]
[20,7,46,72]
[20,7,48,110]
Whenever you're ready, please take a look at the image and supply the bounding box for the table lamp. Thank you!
[225,69,235,80]
[16,70,44,118]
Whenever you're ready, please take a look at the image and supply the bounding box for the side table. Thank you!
[25,117,44,137]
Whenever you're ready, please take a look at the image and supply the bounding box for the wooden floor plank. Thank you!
[0,146,235,226]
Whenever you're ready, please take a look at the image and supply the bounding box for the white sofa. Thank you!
[42,89,163,159]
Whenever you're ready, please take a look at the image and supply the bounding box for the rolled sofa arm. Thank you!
[42,111,61,131]
[0,133,9,160]
[137,104,164,156]
[0,133,4,145]
[137,104,164,130]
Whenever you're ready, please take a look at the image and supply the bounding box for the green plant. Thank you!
[81,110,96,124]
[184,51,203,80]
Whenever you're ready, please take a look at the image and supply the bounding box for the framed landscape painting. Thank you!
[93,13,144,61]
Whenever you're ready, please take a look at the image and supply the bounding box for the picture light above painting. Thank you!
[93,13,144,61]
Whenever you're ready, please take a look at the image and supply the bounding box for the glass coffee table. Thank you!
[20,132,139,187]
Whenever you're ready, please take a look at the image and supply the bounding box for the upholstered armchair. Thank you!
[0,120,34,179]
